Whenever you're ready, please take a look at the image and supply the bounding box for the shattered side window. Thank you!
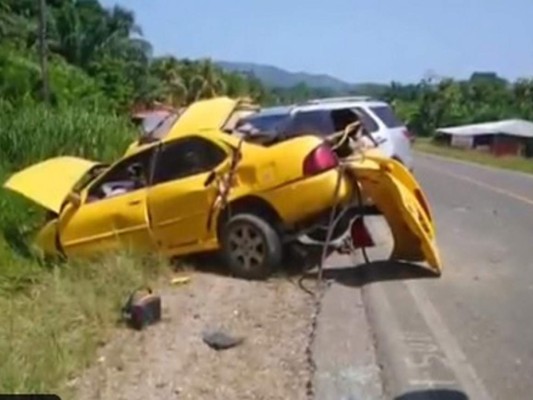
[152,137,227,185]
[86,149,155,201]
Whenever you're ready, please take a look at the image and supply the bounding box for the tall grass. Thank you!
[0,99,136,232]
[0,101,170,394]
[0,99,134,170]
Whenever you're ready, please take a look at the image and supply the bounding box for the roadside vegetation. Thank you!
[383,73,533,138]
[2,0,533,394]
[0,101,171,395]
[414,138,533,175]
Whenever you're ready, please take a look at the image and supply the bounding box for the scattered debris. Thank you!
[171,276,191,286]
[75,273,312,400]
[121,287,162,330]
[202,329,245,350]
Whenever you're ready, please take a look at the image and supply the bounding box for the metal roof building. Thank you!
[435,119,533,157]
[436,119,533,138]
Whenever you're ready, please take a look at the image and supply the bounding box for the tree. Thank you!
[150,56,188,106]
[190,58,226,100]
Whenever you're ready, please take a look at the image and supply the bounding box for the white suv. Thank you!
[238,96,414,170]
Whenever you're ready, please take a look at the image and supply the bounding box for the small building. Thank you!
[435,119,533,158]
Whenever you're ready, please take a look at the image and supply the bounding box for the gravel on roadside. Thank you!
[73,271,315,400]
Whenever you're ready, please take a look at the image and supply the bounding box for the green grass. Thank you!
[0,249,170,396]
[414,137,533,175]
[0,101,173,395]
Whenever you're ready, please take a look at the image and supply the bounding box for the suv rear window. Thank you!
[370,105,404,128]
[353,107,379,133]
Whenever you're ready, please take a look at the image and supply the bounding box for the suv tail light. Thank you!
[303,144,338,176]
[403,129,414,143]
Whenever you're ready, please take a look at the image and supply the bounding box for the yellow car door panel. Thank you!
[59,148,156,258]
[59,191,152,257]
[147,136,229,252]
[148,174,218,251]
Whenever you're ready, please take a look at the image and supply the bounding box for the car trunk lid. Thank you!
[345,156,442,274]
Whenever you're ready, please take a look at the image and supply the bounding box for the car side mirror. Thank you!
[66,192,81,208]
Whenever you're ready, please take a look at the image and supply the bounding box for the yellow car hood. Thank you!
[124,97,249,157]
[165,97,258,139]
[3,156,102,213]
[345,156,442,274]
[166,97,238,138]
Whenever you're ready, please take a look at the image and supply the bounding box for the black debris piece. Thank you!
[202,329,245,350]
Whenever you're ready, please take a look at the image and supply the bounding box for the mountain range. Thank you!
[216,61,388,94]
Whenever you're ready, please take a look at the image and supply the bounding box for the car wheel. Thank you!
[221,213,283,280]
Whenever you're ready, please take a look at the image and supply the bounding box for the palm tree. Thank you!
[151,56,188,106]
[190,58,226,100]
[48,1,152,70]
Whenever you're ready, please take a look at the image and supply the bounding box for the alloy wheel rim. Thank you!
[228,224,266,270]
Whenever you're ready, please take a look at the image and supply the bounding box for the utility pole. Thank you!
[38,0,50,104]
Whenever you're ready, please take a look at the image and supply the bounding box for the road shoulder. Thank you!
[72,272,315,400]
[312,253,384,400]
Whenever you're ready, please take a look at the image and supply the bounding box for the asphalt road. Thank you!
[362,153,533,400]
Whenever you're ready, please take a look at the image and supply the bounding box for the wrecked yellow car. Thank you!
[3,97,441,280]
[3,131,350,279]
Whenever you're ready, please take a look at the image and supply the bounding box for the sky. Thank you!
[101,0,533,84]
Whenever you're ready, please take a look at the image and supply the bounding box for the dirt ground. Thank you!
[73,270,316,400]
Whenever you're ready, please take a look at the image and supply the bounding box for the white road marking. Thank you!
[406,282,493,400]
[363,216,492,399]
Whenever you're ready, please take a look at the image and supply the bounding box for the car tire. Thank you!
[220,213,283,280]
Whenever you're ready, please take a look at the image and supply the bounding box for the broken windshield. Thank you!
[136,111,181,141]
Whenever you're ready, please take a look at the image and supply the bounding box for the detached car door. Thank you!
[147,135,229,254]
[59,148,156,258]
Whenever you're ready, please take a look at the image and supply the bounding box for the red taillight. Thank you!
[403,129,415,142]
[350,218,375,248]
[303,145,338,176]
